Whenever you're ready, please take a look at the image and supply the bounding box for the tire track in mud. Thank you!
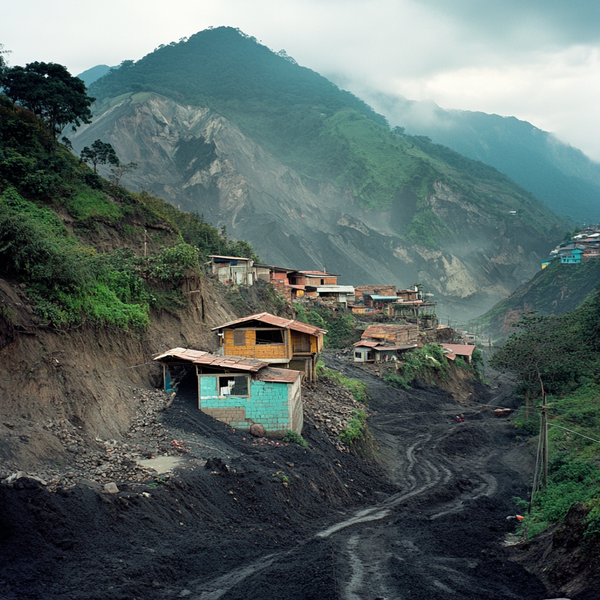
[189,358,544,600]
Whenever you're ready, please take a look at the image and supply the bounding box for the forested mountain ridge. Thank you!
[73,26,569,319]
[369,93,600,223]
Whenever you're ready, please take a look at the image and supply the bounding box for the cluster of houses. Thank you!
[208,256,437,321]
[153,257,476,439]
[154,312,326,438]
[541,226,600,268]
[154,309,475,439]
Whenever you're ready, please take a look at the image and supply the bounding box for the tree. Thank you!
[1,62,94,139]
[109,161,138,186]
[81,140,119,173]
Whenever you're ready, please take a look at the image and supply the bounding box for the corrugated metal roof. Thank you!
[193,355,268,372]
[316,286,355,293]
[441,344,475,357]
[362,324,418,339]
[365,295,398,301]
[211,312,327,335]
[209,255,252,261]
[254,367,302,383]
[153,348,210,362]
[353,340,380,348]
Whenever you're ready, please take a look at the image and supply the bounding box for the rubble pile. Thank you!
[1,388,180,492]
[302,378,368,452]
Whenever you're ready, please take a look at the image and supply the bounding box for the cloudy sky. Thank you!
[3,0,600,161]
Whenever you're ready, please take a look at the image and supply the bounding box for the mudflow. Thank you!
[0,352,556,600]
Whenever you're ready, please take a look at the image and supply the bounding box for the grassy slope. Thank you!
[474,259,600,340]
[89,27,564,247]
[0,95,255,330]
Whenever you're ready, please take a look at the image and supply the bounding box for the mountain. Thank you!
[71,27,568,320]
[76,64,117,87]
[473,258,600,341]
[366,93,600,223]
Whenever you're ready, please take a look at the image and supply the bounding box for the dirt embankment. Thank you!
[0,273,236,473]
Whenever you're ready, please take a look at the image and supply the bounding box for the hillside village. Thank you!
[156,254,477,437]
[541,225,600,267]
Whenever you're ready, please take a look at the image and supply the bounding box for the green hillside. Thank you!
[89,27,563,241]
[474,259,600,341]
[0,93,255,330]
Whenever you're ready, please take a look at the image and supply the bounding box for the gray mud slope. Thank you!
[0,361,549,600]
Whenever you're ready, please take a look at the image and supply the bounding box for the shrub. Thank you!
[283,430,308,447]
[339,409,367,445]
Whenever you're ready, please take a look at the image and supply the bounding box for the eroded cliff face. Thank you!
[71,93,557,320]
[0,274,233,470]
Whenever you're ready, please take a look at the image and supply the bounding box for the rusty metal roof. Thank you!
[193,355,267,372]
[353,341,380,348]
[153,348,210,362]
[254,367,302,383]
[211,312,327,335]
[441,344,475,357]
[362,324,418,339]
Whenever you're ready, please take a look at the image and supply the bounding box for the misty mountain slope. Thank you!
[71,91,561,320]
[370,93,600,223]
[70,27,573,319]
[474,258,600,341]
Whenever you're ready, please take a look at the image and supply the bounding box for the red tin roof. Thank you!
[441,344,475,357]
[153,348,210,362]
[211,312,327,335]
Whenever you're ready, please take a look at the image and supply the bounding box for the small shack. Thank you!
[212,312,327,382]
[353,341,418,363]
[154,348,303,435]
[209,255,255,285]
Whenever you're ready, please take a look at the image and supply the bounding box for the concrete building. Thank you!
[154,348,303,435]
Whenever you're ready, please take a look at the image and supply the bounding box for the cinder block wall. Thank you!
[198,375,299,435]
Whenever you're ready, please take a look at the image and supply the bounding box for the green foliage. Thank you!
[384,344,449,389]
[294,304,359,349]
[283,430,308,447]
[316,361,369,403]
[80,139,119,173]
[490,296,600,400]
[1,62,94,139]
[339,409,367,445]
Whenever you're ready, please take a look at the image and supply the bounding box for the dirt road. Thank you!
[0,358,551,599]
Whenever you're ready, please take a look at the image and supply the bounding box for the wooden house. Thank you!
[154,349,303,435]
[212,312,327,382]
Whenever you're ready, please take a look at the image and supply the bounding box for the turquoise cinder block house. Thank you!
[154,348,303,436]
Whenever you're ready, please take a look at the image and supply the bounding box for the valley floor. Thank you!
[0,356,560,599]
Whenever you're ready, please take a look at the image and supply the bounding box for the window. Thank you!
[255,329,284,344]
[218,375,249,397]
[321,279,324,285]
[293,335,311,353]
[233,330,246,346]
[355,352,362,359]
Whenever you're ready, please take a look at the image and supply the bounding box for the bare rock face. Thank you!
[249,424,266,438]
[71,93,558,320]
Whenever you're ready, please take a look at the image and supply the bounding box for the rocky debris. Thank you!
[104,482,119,494]
[3,388,184,492]
[302,378,367,452]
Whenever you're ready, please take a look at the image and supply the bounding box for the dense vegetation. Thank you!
[0,91,256,329]
[474,259,600,342]
[490,292,600,538]
[384,344,484,389]
[294,303,360,349]
[88,27,563,247]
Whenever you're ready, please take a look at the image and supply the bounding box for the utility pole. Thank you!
[541,394,549,487]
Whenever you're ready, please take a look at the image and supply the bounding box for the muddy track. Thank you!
[179,358,547,600]
[0,359,550,600]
